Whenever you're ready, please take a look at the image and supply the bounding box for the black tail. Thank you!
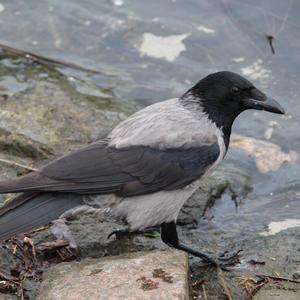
[0,192,84,241]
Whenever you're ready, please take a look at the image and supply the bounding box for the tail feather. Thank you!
[0,192,84,241]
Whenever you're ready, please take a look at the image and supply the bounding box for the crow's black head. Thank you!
[182,71,284,131]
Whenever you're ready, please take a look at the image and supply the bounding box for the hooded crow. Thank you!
[0,71,284,265]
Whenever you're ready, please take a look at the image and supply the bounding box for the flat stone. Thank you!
[38,250,189,300]
[253,289,300,300]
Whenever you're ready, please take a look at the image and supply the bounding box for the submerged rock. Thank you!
[231,134,297,173]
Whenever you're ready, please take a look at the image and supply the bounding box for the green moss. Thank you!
[203,176,230,210]
[82,93,135,114]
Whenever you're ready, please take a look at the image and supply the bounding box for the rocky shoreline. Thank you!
[0,54,299,299]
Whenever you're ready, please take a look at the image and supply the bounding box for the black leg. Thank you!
[160,221,242,267]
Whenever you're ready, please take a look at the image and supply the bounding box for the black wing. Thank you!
[0,140,220,197]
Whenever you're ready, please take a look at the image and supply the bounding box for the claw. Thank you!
[107,231,116,239]
[219,250,229,258]
[218,249,243,263]
[107,229,130,239]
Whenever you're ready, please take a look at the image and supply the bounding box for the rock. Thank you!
[138,33,190,62]
[292,264,300,280]
[253,289,300,300]
[177,164,252,226]
[214,163,252,200]
[22,278,41,300]
[259,219,300,236]
[38,250,189,300]
[190,222,300,300]
[0,128,52,160]
[0,294,19,300]
[178,176,229,225]
[231,134,297,173]
[0,55,136,163]
[28,213,165,260]
[66,213,165,258]
[0,246,20,275]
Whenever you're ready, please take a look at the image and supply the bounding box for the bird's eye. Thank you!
[231,86,240,94]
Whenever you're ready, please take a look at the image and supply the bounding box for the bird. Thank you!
[0,71,284,265]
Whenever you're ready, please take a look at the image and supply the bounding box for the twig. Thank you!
[277,0,294,34]
[26,225,49,235]
[202,284,208,300]
[23,237,36,261]
[56,249,65,261]
[246,277,270,300]
[0,43,99,74]
[222,0,296,57]
[0,158,37,171]
[36,239,69,252]
[265,35,275,54]
[256,273,300,284]
[218,269,233,300]
[0,270,19,282]
[247,259,266,265]
[192,279,205,289]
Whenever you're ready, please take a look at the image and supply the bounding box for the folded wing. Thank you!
[0,139,220,196]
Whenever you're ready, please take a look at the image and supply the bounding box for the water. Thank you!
[0,0,300,261]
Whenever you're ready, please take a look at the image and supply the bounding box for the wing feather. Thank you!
[0,139,220,196]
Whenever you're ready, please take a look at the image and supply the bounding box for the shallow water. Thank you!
[0,0,300,261]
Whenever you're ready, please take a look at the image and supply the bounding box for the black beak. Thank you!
[242,96,285,115]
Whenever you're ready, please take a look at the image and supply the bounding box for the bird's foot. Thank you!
[200,249,243,268]
[174,243,242,269]
[161,222,242,270]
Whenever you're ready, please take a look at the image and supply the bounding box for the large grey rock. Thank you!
[28,213,166,260]
[38,250,189,300]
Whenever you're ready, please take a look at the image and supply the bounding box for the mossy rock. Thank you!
[0,56,137,163]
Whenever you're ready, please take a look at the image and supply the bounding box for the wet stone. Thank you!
[177,176,229,225]
[0,56,136,160]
